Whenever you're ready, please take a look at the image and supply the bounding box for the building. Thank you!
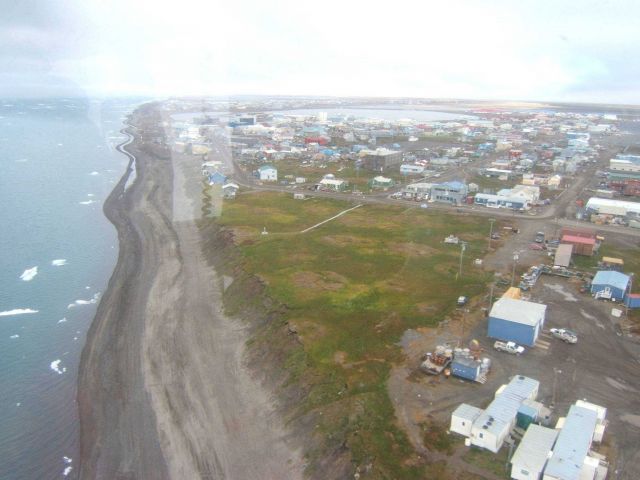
[488,297,547,347]
[470,375,540,453]
[319,177,348,191]
[510,424,558,480]
[450,403,483,437]
[370,176,394,189]
[590,270,631,301]
[585,197,640,217]
[560,226,597,256]
[208,171,227,185]
[258,165,278,181]
[430,181,468,205]
[222,182,239,198]
[400,164,425,175]
[554,244,573,268]
[402,182,433,199]
[474,193,529,210]
[360,148,402,171]
[544,406,603,480]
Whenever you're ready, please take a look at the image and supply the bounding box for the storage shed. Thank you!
[590,270,630,301]
[554,244,573,268]
[488,298,547,347]
[450,403,483,437]
[560,234,595,256]
[451,356,482,382]
[510,424,558,480]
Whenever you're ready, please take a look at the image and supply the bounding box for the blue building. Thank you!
[591,270,631,301]
[208,171,227,185]
[488,298,547,347]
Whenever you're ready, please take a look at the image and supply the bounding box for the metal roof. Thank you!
[452,403,483,423]
[473,376,539,438]
[544,406,598,480]
[489,298,547,327]
[511,424,558,474]
[554,244,573,267]
[592,270,630,291]
[561,234,596,245]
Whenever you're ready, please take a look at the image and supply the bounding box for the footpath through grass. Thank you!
[216,191,492,478]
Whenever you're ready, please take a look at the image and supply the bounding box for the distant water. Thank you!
[0,98,143,479]
[273,107,476,122]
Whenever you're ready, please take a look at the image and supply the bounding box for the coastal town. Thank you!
[113,97,640,479]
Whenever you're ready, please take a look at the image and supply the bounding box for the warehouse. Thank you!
[586,197,640,217]
[488,297,547,347]
[590,270,631,301]
[510,424,558,480]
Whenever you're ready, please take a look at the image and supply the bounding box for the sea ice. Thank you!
[67,293,100,309]
[10,334,19,339]
[87,193,95,197]
[63,466,72,476]
[0,308,38,317]
[50,360,66,375]
[89,171,99,176]
[20,266,38,281]
[57,318,67,324]
[51,259,67,266]
[79,200,95,205]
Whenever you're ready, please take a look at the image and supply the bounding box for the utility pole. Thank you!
[457,242,467,280]
[511,253,519,287]
[488,218,496,252]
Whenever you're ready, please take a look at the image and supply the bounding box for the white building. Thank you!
[400,164,425,175]
[450,404,483,437]
[258,165,278,181]
[609,158,640,173]
[450,375,540,453]
[586,197,640,217]
[510,424,558,480]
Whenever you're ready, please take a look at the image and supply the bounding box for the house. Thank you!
[430,181,468,205]
[590,270,631,301]
[208,171,227,185]
[222,183,239,198]
[319,178,348,191]
[258,165,278,181]
[510,425,558,480]
[471,375,540,453]
[370,176,394,189]
[487,297,547,347]
[402,182,433,199]
[474,193,529,210]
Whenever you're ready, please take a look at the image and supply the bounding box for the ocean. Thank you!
[0,98,142,479]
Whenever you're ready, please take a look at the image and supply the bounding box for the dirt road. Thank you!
[78,112,303,479]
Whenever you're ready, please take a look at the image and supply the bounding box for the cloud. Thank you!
[0,0,639,103]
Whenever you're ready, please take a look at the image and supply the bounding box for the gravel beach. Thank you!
[77,108,303,479]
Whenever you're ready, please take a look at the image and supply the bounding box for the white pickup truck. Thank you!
[493,341,525,355]
[549,328,578,344]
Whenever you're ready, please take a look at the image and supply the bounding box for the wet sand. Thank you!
[77,114,303,479]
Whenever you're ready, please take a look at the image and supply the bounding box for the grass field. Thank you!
[214,191,493,478]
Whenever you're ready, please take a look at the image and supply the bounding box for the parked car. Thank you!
[550,328,577,344]
[457,296,467,306]
[493,341,525,355]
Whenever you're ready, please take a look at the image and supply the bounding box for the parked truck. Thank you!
[493,341,525,355]
[549,328,577,344]
[535,231,545,243]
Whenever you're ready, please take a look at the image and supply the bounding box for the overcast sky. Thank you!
[1,0,639,103]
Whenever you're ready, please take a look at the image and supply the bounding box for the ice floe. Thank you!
[67,292,101,309]
[57,318,67,324]
[10,334,19,339]
[63,456,72,464]
[15,158,28,163]
[20,266,38,281]
[50,360,66,375]
[51,259,67,266]
[79,200,95,205]
[0,308,39,317]
[63,466,73,476]
[89,171,99,176]
[87,193,95,197]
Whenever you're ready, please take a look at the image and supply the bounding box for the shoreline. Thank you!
[77,104,303,479]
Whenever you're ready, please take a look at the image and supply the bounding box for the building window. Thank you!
[461,421,465,426]
[479,433,484,439]
[521,469,529,475]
